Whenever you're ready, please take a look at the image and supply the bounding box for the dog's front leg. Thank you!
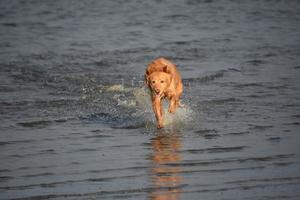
[166,91,177,113]
[152,96,164,129]
[168,96,176,113]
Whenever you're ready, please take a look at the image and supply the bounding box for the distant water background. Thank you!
[0,0,300,199]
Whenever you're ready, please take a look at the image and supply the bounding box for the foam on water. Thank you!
[163,104,193,127]
[106,84,125,92]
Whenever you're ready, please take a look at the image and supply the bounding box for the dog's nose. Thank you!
[155,89,160,94]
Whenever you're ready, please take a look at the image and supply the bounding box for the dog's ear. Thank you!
[162,65,168,73]
[145,70,150,85]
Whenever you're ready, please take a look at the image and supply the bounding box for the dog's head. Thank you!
[146,72,171,96]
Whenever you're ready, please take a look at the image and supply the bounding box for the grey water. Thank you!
[1,0,300,199]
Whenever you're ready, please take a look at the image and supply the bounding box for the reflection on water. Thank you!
[149,130,183,200]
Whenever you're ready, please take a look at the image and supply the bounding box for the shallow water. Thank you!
[1,0,300,199]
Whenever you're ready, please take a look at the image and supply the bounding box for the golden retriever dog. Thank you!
[145,58,183,129]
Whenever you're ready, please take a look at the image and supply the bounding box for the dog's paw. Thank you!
[157,119,164,128]
[168,107,176,113]
[157,123,164,129]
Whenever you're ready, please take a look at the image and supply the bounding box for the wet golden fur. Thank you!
[145,58,183,128]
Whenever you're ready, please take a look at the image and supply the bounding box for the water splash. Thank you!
[133,87,193,128]
[97,84,192,129]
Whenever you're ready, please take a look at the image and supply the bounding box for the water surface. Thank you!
[1,0,300,199]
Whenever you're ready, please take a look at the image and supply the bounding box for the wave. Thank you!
[182,69,229,86]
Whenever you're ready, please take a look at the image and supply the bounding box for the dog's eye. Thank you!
[152,81,155,84]
[160,80,164,83]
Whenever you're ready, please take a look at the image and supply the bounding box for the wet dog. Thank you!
[145,58,183,129]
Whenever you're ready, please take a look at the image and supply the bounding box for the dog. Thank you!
[145,58,183,129]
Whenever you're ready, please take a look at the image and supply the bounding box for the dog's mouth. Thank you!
[151,88,161,96]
